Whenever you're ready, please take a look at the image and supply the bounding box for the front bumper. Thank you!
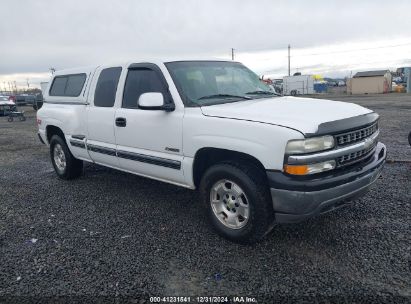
[268,142,386,223]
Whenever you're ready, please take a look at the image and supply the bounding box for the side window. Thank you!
[94,67,122,107]
[65,74,87,96]
[49,77,67,96]
[49,74,87,97]
[122,69,165,109]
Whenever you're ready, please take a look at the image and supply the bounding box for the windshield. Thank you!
[0,97,9,101]
[166,61,277,106]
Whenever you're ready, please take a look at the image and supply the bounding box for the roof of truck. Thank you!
[53,58,237,76]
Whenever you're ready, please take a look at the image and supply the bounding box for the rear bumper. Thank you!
[268,142,386,223]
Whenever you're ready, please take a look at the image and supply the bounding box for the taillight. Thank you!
[36,119,42,125]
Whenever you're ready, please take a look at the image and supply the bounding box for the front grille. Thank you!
[337,142,376,166]
[336,122,378,146]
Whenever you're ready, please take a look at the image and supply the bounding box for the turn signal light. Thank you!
[284,160,336,175]
[284,164,309,175]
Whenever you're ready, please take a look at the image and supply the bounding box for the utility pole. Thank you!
[231,48,235,61]
[26,78,30,90]
[288,44,291,76]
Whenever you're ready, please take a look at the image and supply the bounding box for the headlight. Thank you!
[284,160,336,175]
[285,136,335,154]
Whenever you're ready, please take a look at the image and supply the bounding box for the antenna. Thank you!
[288,44,291,76]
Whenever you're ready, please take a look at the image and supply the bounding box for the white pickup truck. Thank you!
[37,59,386,243]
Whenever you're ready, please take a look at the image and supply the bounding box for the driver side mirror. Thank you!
[138,92,175,112]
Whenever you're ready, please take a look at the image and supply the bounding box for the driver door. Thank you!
[114,63,185,185]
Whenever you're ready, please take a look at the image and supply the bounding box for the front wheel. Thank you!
[50,135,83,180]
[200,162,275,244]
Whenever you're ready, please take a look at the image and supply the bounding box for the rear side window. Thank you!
[122,69,165,108]
[94,67,122,107]
[49,77,68,96]
[49,74,87,97]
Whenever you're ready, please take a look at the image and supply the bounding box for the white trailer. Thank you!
[283,75,314,96]
[40,82,49,95]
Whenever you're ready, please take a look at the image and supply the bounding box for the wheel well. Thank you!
[192,148,266,188]
[46,125,65,144]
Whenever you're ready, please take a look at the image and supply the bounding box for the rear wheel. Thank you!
[200,161,274,244]
[50,135,83,180]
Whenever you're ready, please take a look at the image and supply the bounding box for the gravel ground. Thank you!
[0,95,410,303]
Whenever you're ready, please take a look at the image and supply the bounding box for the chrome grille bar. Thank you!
[337,142,377,166]
[336,122,378,146]
[288,130,379,165]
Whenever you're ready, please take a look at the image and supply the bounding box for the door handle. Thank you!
[115,117,127,127]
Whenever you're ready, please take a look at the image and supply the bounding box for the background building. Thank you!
[347,70,392,94]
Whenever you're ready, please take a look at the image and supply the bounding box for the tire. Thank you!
[49,135,83,180]
[19,116,26,121]
[7,116,13,122]
[408,131,411,146]
[200,161,275,244]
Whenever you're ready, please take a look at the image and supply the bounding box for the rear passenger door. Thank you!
[86,66,122,168]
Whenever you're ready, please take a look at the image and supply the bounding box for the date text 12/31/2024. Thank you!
[150,296,258,303]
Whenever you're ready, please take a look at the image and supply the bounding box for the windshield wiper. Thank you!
[198,94,251,100]
[245,90,277,95]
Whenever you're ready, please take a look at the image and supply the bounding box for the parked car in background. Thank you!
[33,93,44,110]
[15,95,27,105]
[272,79,283,95]
[0,96,16,116]
[25,94,36,105]
[15,94,36,106]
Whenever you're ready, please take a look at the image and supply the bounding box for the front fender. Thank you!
[184,112,304,170]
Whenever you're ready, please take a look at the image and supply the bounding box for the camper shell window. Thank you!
[49,74,87,97]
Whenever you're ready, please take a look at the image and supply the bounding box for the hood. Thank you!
[0,101,15,106]
[200,96,373,135]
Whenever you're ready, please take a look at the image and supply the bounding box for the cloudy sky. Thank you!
[1,0,411,89]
